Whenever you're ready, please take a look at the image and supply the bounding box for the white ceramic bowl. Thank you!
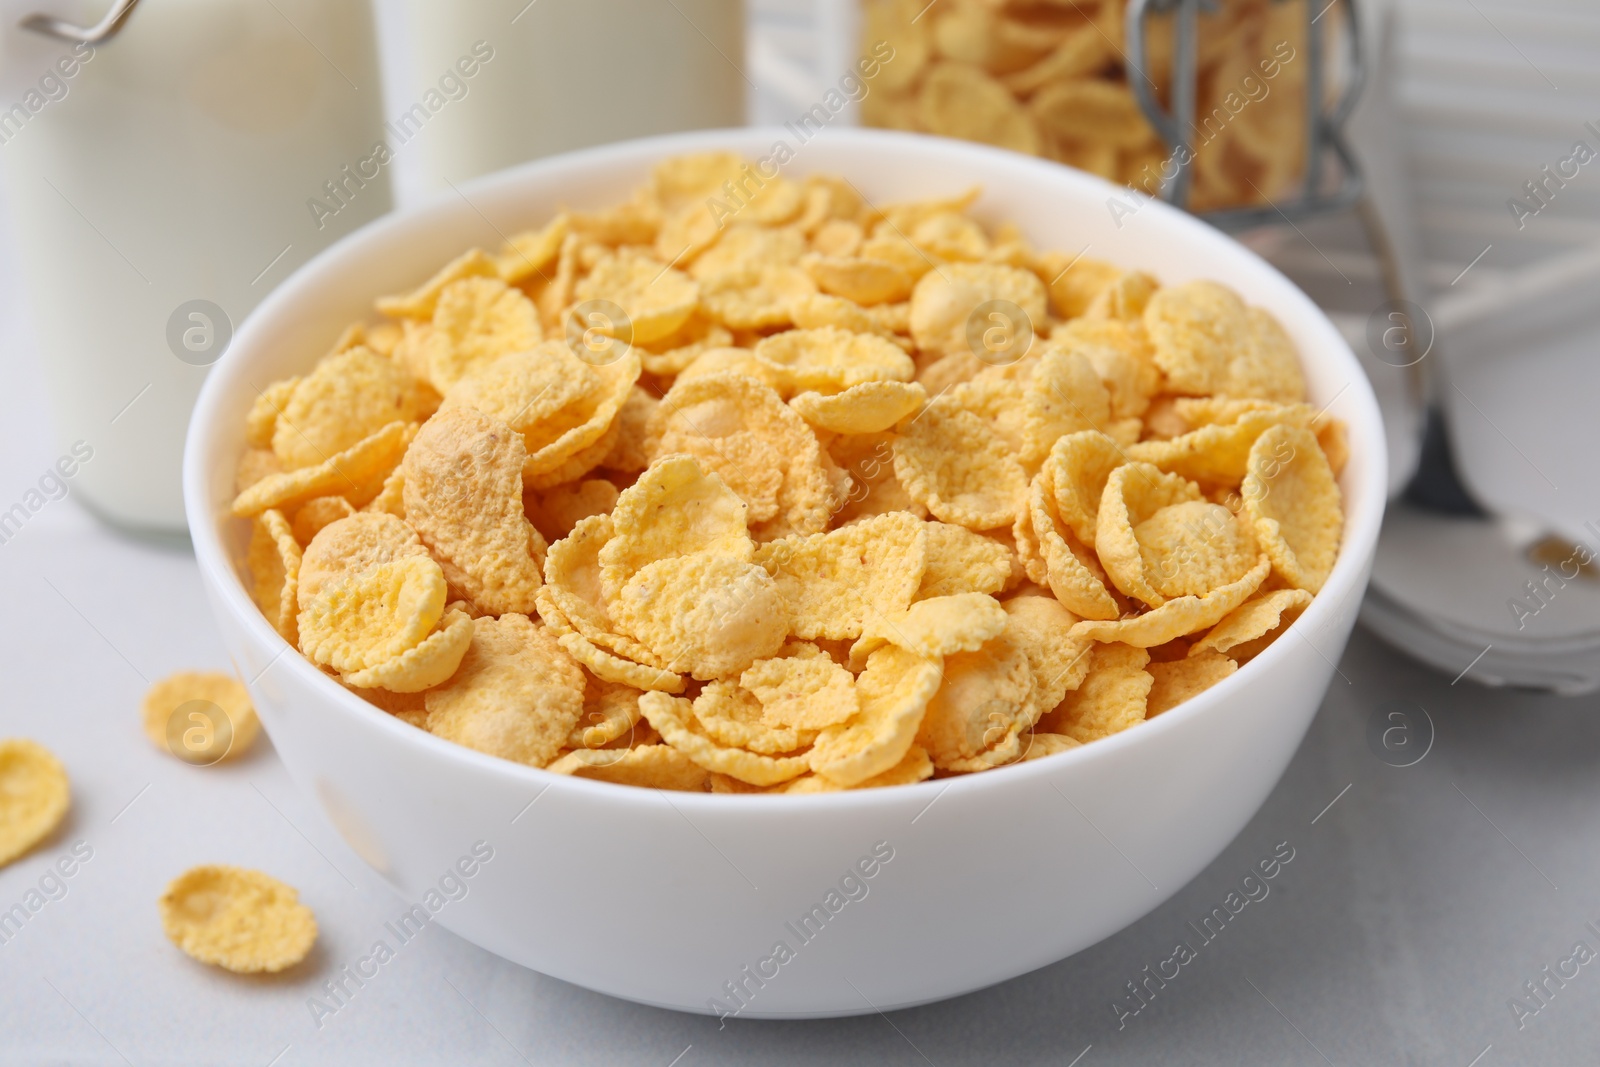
[185,128,1386,1018]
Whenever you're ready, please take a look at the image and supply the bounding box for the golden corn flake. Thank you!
[1143,282,1305,403]
[141,671,260,764]
[1071,557,1269,648]
[246,377,298,450]
[247,508,301,644]
[566,680,644,749]
[640,692,810,786]
[1132,500,1259,601]
[804,253,913,306]
[0,739,70,868]
[1095,462,1203,607]
[1242,424,1342,593]
[495,213,569,283]
[740,650,859,730]
[1039,642,1151,744]
[894,401,1027,530]
[789,380,925,435]
[402,405,546,616]
[574,248,700,345]
[545,744,708,792]
[299,554,447,673]
[1002,594,1094,713]
[810,645,942,786]
[1192,588,1314,662]
[539,515,668,668]
[422,277,543,391]
[754,327,915,395]
[851,592,1007,666]
[1147,650,1237,717]
[692,679,815,754]
[612,553,788,680]
[649,372,837,540]
[527,477,619,544]
[297,512,430,607]
[754,511,926,640]
[909,261,1047,358]
[600,454,753,598]
[232,420,415,517]
[915,521,1013,600]
[271,347,437,471]
[425,615,585,768]
[376,247,499,319]
[558,629,684,693]
[289,496,357,548]
[1019,732,1083,762]
[1025,467,1120,619]
[341,607,473,693]
[916,632,1035,772]
[159,865,317,974]
[1043,430,1125,546]
[785,745,934,793]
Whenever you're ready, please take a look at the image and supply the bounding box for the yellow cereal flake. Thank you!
[402,405,547,616]
[421,277,543,391]
[1126,405,1313,486]
[1042,430,1125,546]
[297,512,429,607]
[545,745,708,791]
[1038,642,1151,743]
[1038,254,1124,320]
[803,254,913,306]
[829,432,926,525]
[246,377,299,450]
[1146,650,1237,716]
[1143,281,1305,402]
[247,509,301,644]
[691,225,807,286]
[740,650,859,730]
[557,629,685,693]
[1001,594,1094,713]
[140,671,260,764]
[1024,466,1121,619]
[612,553,789,680]
[539,515,669,668]
[298,554,447,673]
[785,745,934,793]
[1191,588,1314,661]
[789,380,925,435]
[1132,500,1259,601]
[341,607,473,693]
[850,592,1007,667]
[574,248,700,345]
[649,372,838,540]
[918,62,1041,155]
[1019,732,1083,762]
[692,679,816,754]
[0,739,70,868]
[526,478,619,543]
[495,213,569,283]
[599,455,753,599]
[754,327,915,395]
[235,448,283,496]
[894,400,1026,530]
[271,347,437,471]
[640,692,810,786]
[232,421,415,517]
[754,511,927,640]
[909,261,1047,357]
[425,615,585,768]
[916,632,1036,771]
[159,865,317,973]
[1242,424,1342,593]
[289,496,356,548]
[916,521,1014,599]
[566,680,645,748]
[376,247,498,319]
[1094,462,1204,608]
[602,387,659,473]
[1069,557,1269,647]
[810,645,942,786]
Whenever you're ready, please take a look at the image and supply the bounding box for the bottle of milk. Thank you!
[0,0,392,532]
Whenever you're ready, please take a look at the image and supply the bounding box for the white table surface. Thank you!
[4,4,1600,1064]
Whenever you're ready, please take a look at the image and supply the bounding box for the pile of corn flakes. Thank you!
[859,0,1309,212]
[232,151,1344,794]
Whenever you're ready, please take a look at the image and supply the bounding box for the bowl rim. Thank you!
[184,125,1387,813]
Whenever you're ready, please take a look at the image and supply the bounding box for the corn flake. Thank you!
[0,739,70,868]
[159,865,317,973]
[1242,424,1342,593]
[754,511,926,640]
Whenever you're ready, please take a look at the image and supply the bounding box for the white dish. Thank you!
[184,127,1386,1018]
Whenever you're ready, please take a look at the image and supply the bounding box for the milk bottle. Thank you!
[0,0,391,532]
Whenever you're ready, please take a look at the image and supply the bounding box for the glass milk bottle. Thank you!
[398,0,745,193]
[0,0,392,532]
